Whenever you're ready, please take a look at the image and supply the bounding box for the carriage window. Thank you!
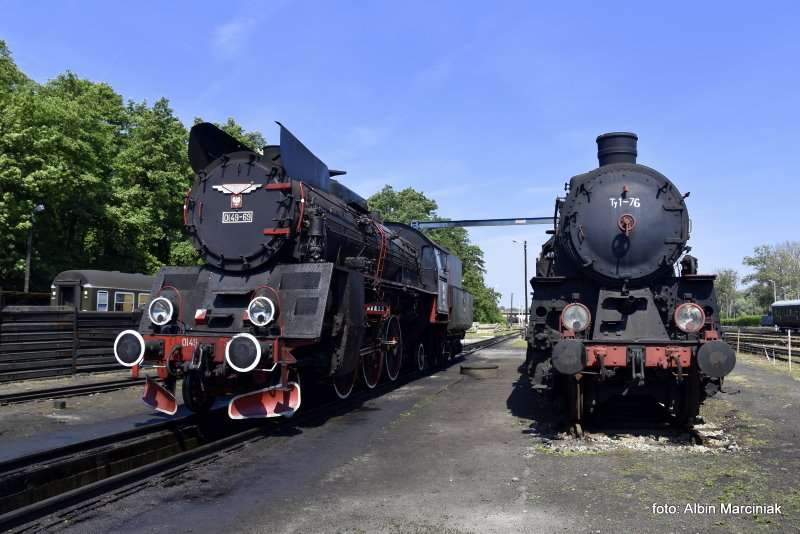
[96,290,109,312]
[114,292,135,312]
[137,293,150,309]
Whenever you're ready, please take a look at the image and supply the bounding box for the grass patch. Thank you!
[736,352,800,382]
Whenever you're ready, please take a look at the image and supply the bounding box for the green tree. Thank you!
[367,185,503,323]
[0,40,29,101]
[714,269,738,318]
[0,40,32,288]
[743,241,800,309]
[0,40,269,290]
[0,65,126,289]
[734,286,763,316]
[108,98,195,272]
[368,186,437,224]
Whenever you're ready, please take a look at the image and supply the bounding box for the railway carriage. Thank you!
[113,122,473,418]
[772,300,800,330]
[50,270,153,312]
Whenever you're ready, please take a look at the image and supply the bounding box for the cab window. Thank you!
[422,246,436,270]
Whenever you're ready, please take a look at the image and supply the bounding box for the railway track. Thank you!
[0,332,518,407]
[0,377,145,406]
[0,332,517,532]
[720,327,799,364]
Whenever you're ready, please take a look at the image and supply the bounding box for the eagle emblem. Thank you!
[212,183,261,209]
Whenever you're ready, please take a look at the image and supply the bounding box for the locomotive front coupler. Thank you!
[621,345,646,395]
[668,352,685,383]
[188,344,214,372]
[594,354,615,381]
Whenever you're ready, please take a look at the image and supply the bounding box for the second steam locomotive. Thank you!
[526,132,736,429]
[113,122,473,418]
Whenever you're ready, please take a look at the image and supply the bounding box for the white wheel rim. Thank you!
[416,343,426,371]
[385,317,402,382]
[362,351,382,389]
[333,368,356,399]
[441,341,451,361]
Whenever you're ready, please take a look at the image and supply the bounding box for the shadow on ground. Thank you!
[506,371,697,440]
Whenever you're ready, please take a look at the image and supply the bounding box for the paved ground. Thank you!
[0,338,489,458]
[11,341,800,533]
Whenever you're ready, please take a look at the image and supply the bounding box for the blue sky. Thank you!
[3,0,799,304]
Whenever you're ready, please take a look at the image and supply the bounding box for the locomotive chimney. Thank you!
[596,132,638,166]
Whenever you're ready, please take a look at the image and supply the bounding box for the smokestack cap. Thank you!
[596,132,638,166]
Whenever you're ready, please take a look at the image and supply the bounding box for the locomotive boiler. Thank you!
[526,132,735,430]
[113,122,473,418]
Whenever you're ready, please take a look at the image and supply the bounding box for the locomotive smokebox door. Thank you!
[186,168,292,272]
[557,132,690,284]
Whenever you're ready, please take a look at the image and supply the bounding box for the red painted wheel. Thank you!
[384,316,403,382]
[332,365,357,399]
[362,346,384,389]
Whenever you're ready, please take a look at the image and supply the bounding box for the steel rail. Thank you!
[0,378,145,406]
[0,333,518,531]
[720,331,800,363]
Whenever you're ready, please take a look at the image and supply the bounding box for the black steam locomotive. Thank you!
[526,133,735,429]
[113,122,473,418]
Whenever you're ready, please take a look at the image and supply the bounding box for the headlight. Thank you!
[225,333,262,373]
[148,297,174,326]
[248,296,276,327]
[561,303,591,332]
[674,303,705,332]
[114,330,145,367]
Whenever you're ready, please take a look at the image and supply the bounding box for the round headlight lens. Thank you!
[148,297,174,326]
[674,303,705,333]
[225,333,262,373]
[562,303,591,332]
[114,330,145,367]
[248,296,275,327]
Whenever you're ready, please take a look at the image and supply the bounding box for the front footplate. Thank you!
[228,382,301,420]
[142,375,178,415]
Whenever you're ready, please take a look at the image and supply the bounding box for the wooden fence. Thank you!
[0,306,140,382]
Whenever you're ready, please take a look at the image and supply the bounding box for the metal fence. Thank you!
[0,306,140,382]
